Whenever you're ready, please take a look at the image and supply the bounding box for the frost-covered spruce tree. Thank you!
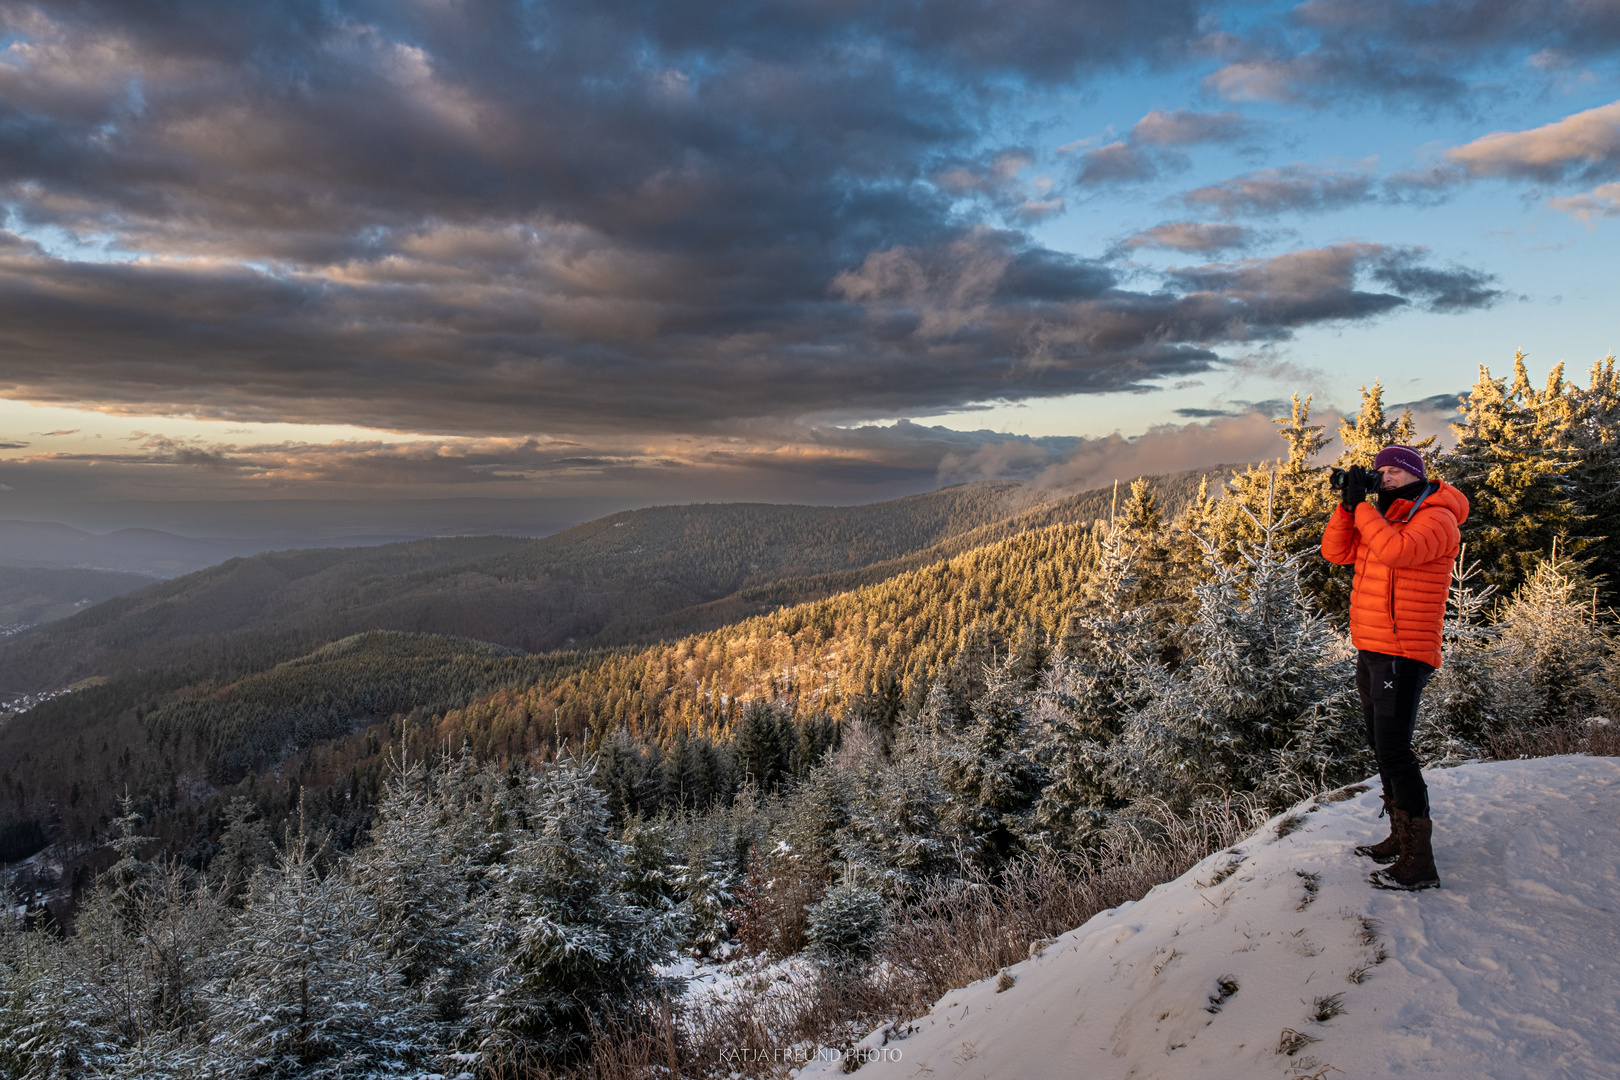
[1033,529,1166,840]
[804,878,887,971]
[673,857,734,958]
[69,860,227,1074]
[5,801,228,1078]
[1415,551,1501,762]
[0,929,115,1080]
[927,657,1043,867]
[211,796,276,904]
[203,816,436,1079]
[468,756,679,1065]
[347,754,480,1032]
[1111,486,1359,810]
[773,765,852,885]
[1486,547,1614,726]
[837,752,951,894]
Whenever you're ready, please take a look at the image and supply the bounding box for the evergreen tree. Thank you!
[469,758,678,1064]
[673,857,734,958]
[347,756,477,1032]
[1487,547,1614,727]
[733,703,792,792]
[71,861,226,1068]
[595,728,661,821]
[1335,381,1435,469]
[0,930,114,1080]
[1568,354,1620,602]
[1117,477,1162,535]
[1033,530,1164,842]
[928,657,1043,867]
[203,817,435,1079]
[804,880,887,971]
[1441,354,1586,594]
[1207,397,1343,611]
[1110,486,1360,811]
[837,753,951,893]
[844,673,905,757]
[211,796,275,903]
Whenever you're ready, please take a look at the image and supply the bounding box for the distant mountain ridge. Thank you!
[0,473,1228,696]
[0,483,1029,693]
[0,519,415,577]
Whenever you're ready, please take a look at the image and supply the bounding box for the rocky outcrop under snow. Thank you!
[807,756,1620,1080]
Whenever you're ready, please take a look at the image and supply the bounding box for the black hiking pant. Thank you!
[1355,651,1434,819]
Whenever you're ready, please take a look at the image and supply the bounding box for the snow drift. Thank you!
[806,756,1620,1080]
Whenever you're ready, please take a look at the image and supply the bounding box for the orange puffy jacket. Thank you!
[1320,480,1470,668]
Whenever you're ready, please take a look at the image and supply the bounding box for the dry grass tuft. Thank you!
[1200,854,1245,888]
[1295,870,1320,911]
[1276,1027,1319,1056]
[1274,812,1308,839]
[1309,992,1347,1023]
[1314,783,1369,805]
[1205,974,1239,1013]
[1487,718,1620,760]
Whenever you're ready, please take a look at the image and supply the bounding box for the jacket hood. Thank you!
[1389,479,1470,526]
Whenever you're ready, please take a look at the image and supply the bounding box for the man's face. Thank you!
[1378,465,1422,489]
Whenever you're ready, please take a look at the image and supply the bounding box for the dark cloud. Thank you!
[1201,0,1620,109]
[934,148,1066,221]
[0,212,1496,434]
[1172,398,1287,419]
[1368,256,1503,311]
[0,1,1222,435]
[0,442,28,450]
[1078,141,1166,185]
[1182,164,1379,217]
[1390,392,1466,415]
[1165,243,1500,330]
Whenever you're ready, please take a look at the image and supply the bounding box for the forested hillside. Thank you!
[0,520,1108,856]
[0,472,1228,857]
[0,566,154,631]
[0,483,1071,698]
[0,473,1231,701]
[466,521,1102,743]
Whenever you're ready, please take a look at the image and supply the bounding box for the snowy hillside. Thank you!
[807,756,1620,1080]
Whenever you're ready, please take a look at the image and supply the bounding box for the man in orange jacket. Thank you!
[1320,444,1470,891]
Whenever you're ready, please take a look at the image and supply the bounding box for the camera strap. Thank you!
[1393,481,1438,523]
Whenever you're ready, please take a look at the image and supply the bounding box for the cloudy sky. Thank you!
[1,0,1617,537]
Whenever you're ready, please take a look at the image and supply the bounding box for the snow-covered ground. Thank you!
[804,756,1619,1080]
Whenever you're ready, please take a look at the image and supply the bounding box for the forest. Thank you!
[1,353,1618,1079]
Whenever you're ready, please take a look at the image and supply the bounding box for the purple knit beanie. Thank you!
[1373,445,1426,479]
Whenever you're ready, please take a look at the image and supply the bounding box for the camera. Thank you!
[1329,464,1381,491]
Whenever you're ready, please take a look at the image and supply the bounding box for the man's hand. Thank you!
[1341,467,1370,511]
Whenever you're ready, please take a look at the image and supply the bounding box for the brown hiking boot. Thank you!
[1370,809,1441,891]
[1354,797,1404,864]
